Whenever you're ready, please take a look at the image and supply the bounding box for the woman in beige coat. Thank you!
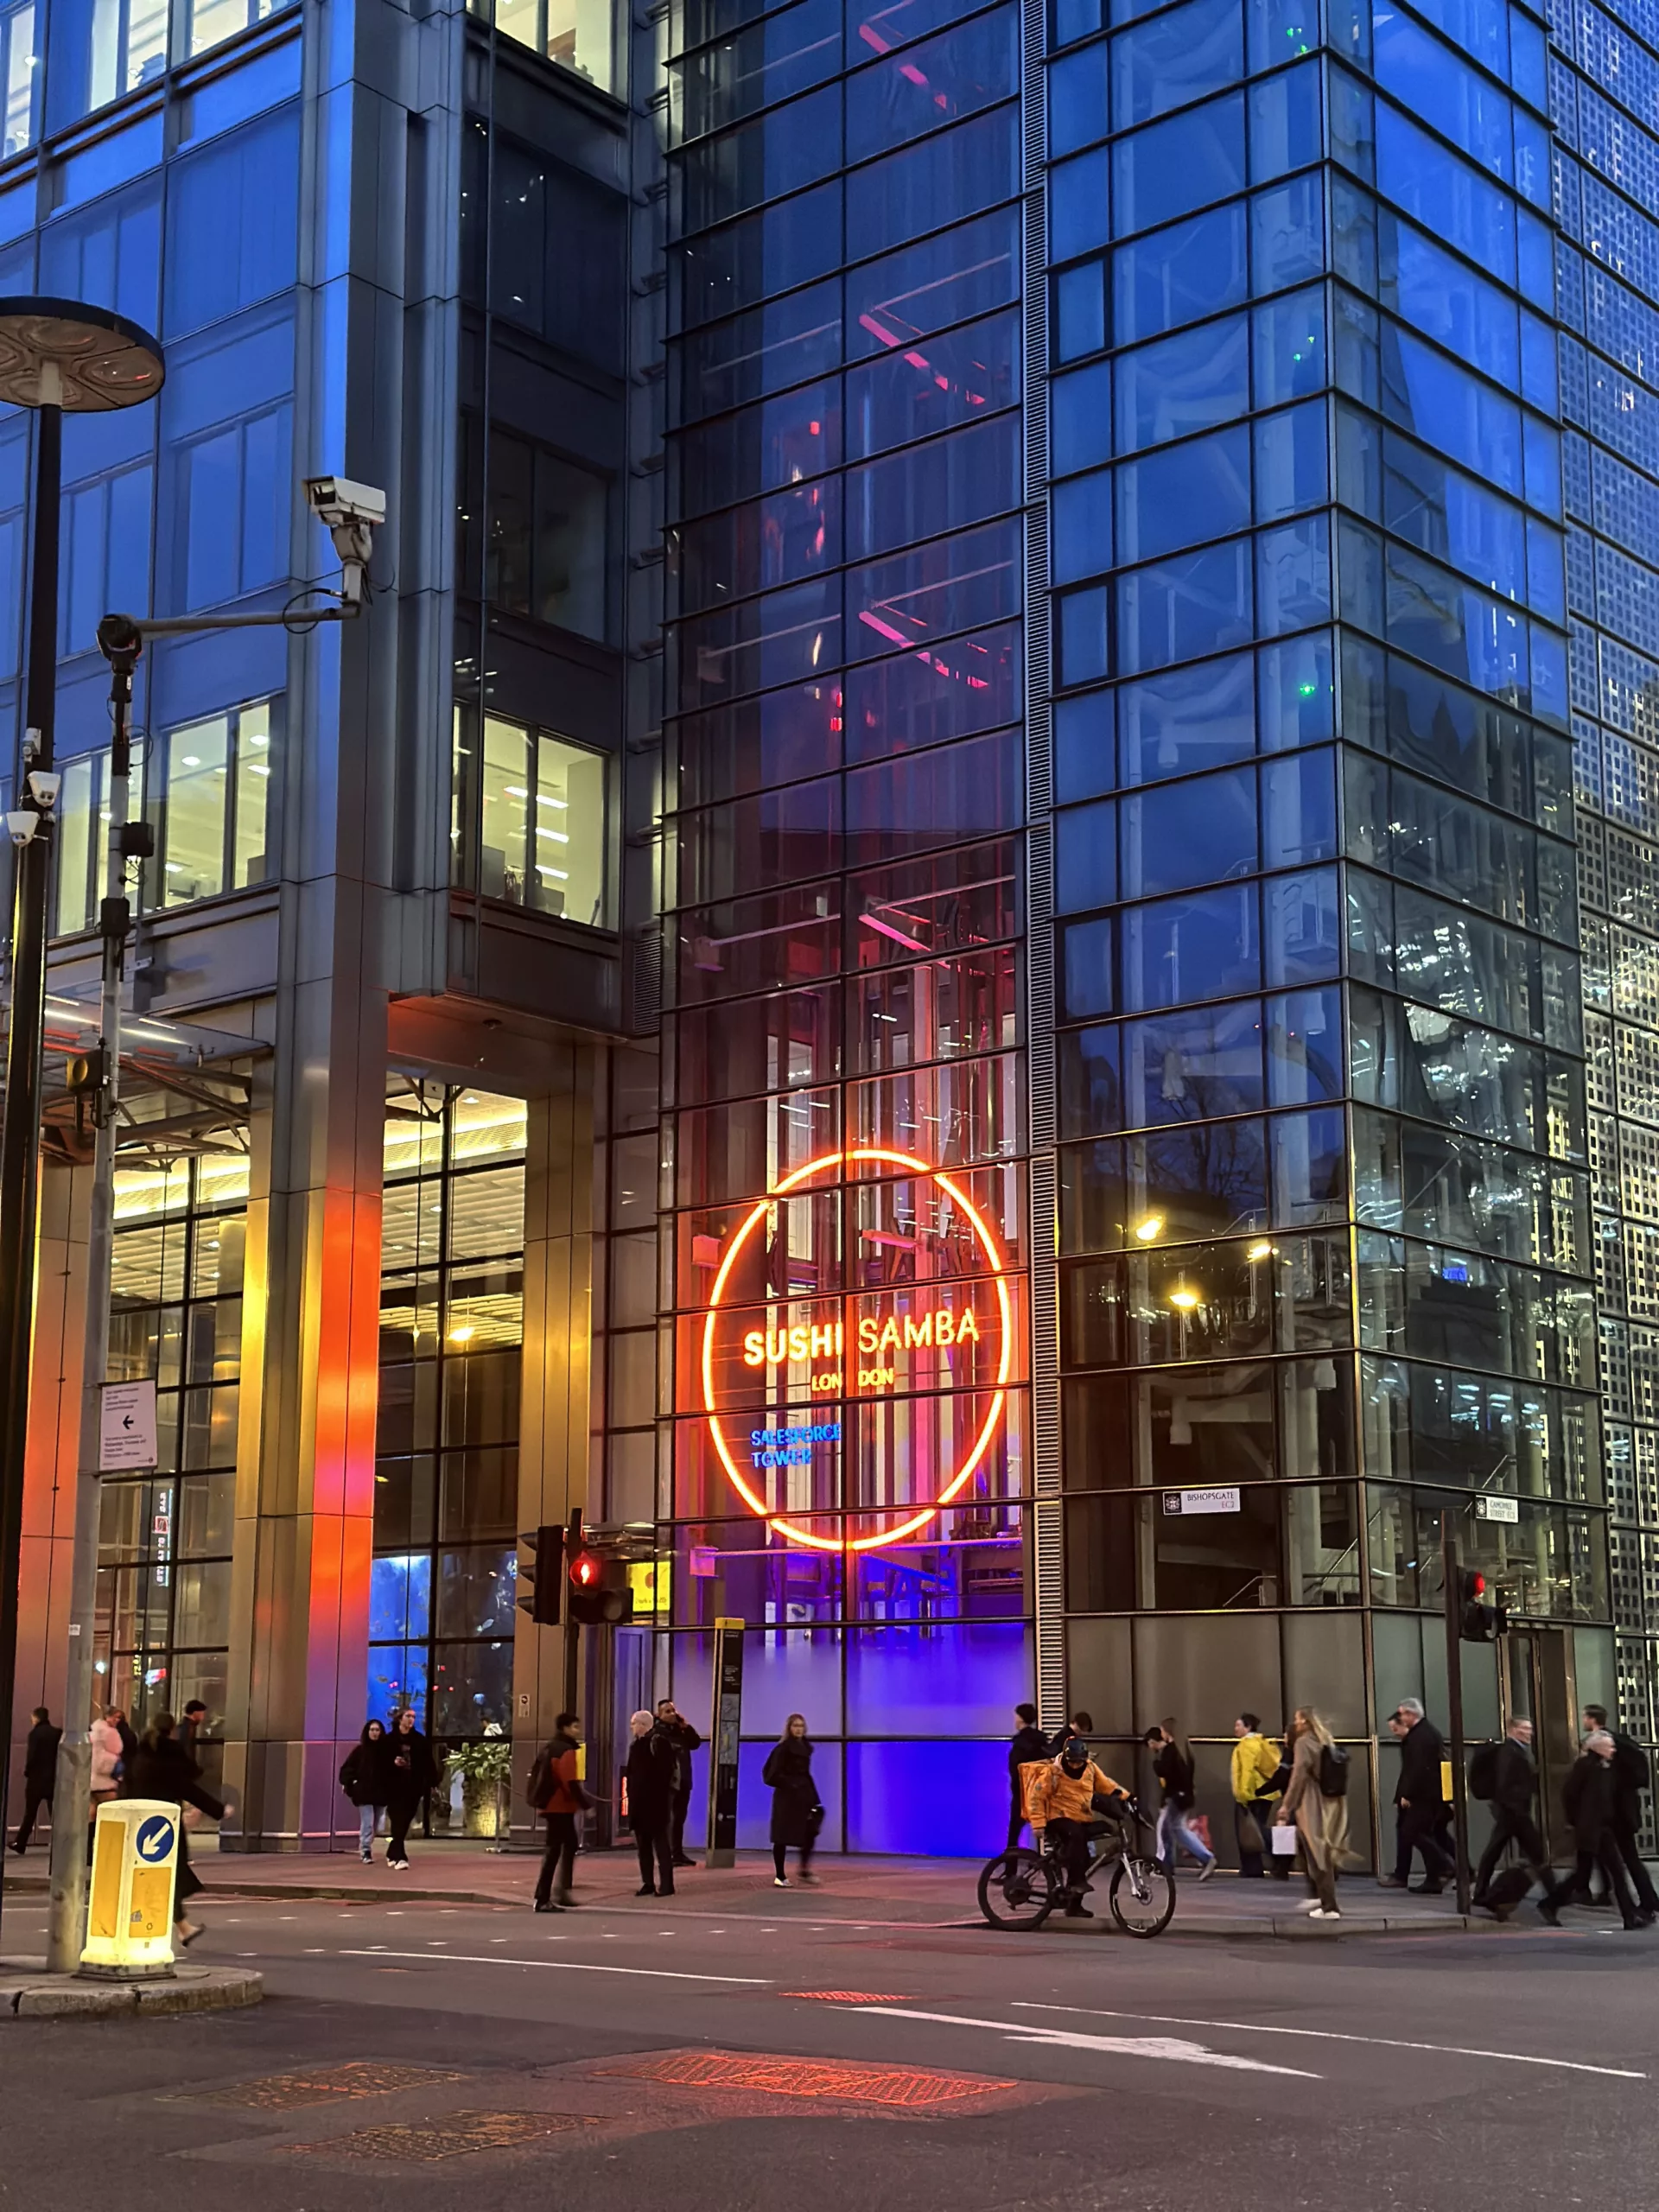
[1278,1706,1341,1919]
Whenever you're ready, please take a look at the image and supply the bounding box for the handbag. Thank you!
[1238,1808,1267,1855]
[1269,1822,1299,1856]
[1188,1812,1212,1853]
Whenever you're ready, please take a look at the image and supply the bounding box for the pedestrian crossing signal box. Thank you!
[79,1799,178,1979]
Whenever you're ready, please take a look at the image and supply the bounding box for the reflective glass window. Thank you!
[1374,7,1510,181]
[1112,200,1247,346]
[40,177,161,337]
[846,8,1017,162]
[1052,467,1113,583]
[1116,423,1249,563]
[1121,882,1261,1009]
[1116,537,1253,674]
[673,0,839,138]
[846,310,1020,459]
[1120,650,1254,783]
[1374,98,1515,286]
[848,205,1021,354]
[1122,761,1257,897]
[163,108,302,340]
[1111,0,1242,131]
[1114,312,1248,453]
[1111,90,1246,238]
[845,101,1019,261]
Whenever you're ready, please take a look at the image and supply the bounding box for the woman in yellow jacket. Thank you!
[1230,1712,1283,1878]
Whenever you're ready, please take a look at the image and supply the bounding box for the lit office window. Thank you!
[155,700,274,907]
[186,0,283,56]
[89,0,168,108]
[490,0,613,93]
[457,712,610,927]
[54,741,144,937]
[0,2,37,156]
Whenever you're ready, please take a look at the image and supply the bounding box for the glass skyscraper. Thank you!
[6,0,1659,1865]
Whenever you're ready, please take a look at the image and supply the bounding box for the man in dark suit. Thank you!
[1471,1718,1564,1921]
[1582,1703,1658,1923]
[1382,1698,1457,1894]
[8,1707,60,1854]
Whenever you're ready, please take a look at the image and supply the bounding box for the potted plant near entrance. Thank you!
[445,1737,512,1838]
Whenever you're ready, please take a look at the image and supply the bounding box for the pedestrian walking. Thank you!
[763,1712,823,1887]
[1582,1703,1659,1923]
[112,1707,138,1770]
[530,1711,591,1911]
[1048,1707,1095,1753]
[1381,1697,1456,1893]
[625,1709,677,1896]
[1007,1701,1050,1848]
[384,1707,437,1868]
[1563,1732,1647,1930]
[121,1711,225,1948]
[9,1707,60,1853]
[89,1706,124,1828]
[1144,1720,1217,1879]
[339,1719,391,1861]
[1230,1712,1282,1878]
[1469,1718,1567,1924]
[655,1697,702,1868]
[1279,1706,1343,1919]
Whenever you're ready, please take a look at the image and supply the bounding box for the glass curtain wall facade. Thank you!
[94,1150,251,1778]
[659,0,1036,1847]
[372,1086,529,1770]
[1045,0,1616,1821]
[1551,0,1659,1832]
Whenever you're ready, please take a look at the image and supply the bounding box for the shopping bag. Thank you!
[1189,1812,1212,1853]
[1269,1823,1299,1856]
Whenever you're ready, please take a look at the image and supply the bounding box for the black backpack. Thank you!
[526,1748,555,1811]
[1468,1742,1499,1801]
[1318,1741,1350,1797]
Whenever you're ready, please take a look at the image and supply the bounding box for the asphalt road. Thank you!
[1,1878,1654,2210]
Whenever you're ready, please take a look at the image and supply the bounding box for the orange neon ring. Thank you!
[700,1147,1014,1552]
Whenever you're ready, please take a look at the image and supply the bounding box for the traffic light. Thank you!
[568,1542,634,1626]
[1459,1567,1499,1642]
[516,1524,565,1626]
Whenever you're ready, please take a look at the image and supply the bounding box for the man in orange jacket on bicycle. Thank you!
[1027,1737,1132,1918]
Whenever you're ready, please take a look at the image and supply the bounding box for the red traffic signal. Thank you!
[569,1548,601,1593]
[1459,1567,1498,1643]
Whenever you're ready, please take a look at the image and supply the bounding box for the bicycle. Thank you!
[977,1796,1176,1937]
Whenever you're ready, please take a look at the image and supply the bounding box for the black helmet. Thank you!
[1060,1736,1090,1771]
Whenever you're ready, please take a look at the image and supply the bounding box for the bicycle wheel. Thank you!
[978,1847,1058,1929]
[1109,1853,1177,1937]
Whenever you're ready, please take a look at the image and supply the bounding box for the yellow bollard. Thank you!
[79,1799,178,1979]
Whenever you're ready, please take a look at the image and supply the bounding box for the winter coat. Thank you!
[1563,1752,1620,1852]
[23,1720,60,1786]
[339,1726,391,1808]
[1154,1741,1196,1810]
[1609,1728,1651,1829]
[1489,1738,1538,1818]
[385,1726,439,1805]
[122,1735,226,1822]
[1395,1717,1447,1808]
[1008,1725,1049,1785]
[659,1717,702,1795]
[763,1736,822,1847]
[625,1731,676,1829]
[1279,1729,1352,1871]
[1230,1731,1281,1804]
[89,1718,123,1793]
[532,1731,592,1817]
[1027,1758,1128,1832]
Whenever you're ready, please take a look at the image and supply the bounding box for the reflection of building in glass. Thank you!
[10,0,1659,1865]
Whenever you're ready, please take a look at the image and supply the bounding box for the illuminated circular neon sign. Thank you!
[700,1148,1013,1552]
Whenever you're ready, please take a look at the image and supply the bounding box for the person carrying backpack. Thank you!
[1582,1703,1658,1923]
[339,1719,391,1861]
[1469,1718,1566,1923]
[1279,1707,1345,1919]
[531,1712,592,1912]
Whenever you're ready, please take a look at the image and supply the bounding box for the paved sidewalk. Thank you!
[3,1838,1555,1936]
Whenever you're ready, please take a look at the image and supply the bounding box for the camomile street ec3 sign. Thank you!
[700,1148,1012,1553]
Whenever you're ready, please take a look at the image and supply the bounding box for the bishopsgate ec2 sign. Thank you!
[700,1148,1013,1553]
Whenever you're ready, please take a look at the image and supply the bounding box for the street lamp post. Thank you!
[0,302,162,1948]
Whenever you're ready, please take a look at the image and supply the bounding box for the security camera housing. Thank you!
[5,809,38,846]
[303,477,386,530]
[26,770,60,811]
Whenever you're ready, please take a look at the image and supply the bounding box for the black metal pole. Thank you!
[1440,1510,1472,1916]
[0,399,61,1940]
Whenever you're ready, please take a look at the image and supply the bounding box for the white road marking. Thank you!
[856,2005,1317,2077]
[337,1948,772,1986]
[1013,2002,1647,2081]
